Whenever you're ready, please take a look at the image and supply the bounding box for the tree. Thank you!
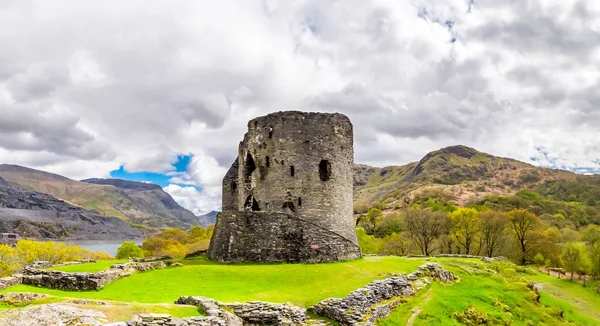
[404,208,449,256]
[188,226,208,240]
[561,242,590,280]
[380,232,413,256]
[361,208,383,234]
[589,241,600,280]
[508,209,540,265]
[116,241,144,259]
[450,208,481,255]
[356,227,382,254]
[480,210,508,257]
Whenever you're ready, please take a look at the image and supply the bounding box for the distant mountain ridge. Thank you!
[0,176,142,240]
[353,145,578,207]
[0,164,209,229]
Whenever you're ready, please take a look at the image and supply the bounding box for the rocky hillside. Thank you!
[353,145,579,207]
[81,178,200,227]
[0,176,142,240]
[0,165,203,228]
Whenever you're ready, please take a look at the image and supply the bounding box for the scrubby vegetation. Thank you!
[0,240,114,277]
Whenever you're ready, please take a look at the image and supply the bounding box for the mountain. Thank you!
[197,210,218,226]
[0,164,202,228]
[0,176,142,240]
[81,178,203,226]
[353,145,582,208]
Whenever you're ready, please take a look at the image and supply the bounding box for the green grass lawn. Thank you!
[380,260,600,325]
[4,256,428,307]
[4,256,600,324]
[45,260,127,273]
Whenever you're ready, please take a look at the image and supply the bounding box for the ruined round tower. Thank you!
[208,111,362,263]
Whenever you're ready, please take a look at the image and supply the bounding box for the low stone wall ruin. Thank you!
[0,276,22,291]
[20,261,167,291]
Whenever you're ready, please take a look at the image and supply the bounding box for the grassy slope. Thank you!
[380,259,600,326]
[3,256,427,307]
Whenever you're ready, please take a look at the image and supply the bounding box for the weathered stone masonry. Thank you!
[209,111,362,263]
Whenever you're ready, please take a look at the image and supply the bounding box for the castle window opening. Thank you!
[231,181,237,191]
[266,156,270,167]
[245,153,256,182]
[298,197,302,206]
[290,165,295,177]
[319,160,331,181]
[268,127,273,138]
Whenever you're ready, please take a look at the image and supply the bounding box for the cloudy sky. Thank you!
[1,0,600,215]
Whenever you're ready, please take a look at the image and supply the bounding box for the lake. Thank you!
[67,241,139,256]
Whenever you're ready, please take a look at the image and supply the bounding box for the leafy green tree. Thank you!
[561,242,590,280]
[355,227,382,254]
[116,241,144,259]
[589,241,600,280]
[450,208,481,255]
[360,208,383,234]
[508,209,540,265]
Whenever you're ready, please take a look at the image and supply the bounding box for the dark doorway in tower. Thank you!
[244,195,260,211]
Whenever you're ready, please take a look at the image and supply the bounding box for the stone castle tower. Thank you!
[208,111,362,263]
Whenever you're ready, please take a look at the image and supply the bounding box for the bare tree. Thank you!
[480,210,508,257]
[404,208,449,256]
[508,209,540,265]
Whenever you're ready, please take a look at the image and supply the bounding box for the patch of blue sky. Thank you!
[110,154,203,190]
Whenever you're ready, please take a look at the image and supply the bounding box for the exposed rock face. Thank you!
[310,263,457,325]
[0,176,142,240]
[20,261,166,291]
[0,303,108,326]
[81,178,202,227]
[209,111,362,263]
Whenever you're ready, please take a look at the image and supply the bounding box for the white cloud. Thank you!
[0,0,599,211]
[163,184,220,216]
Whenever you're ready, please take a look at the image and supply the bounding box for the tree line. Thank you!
[356,206,600,283]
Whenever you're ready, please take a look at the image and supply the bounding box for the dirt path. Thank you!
[406,289,433,326]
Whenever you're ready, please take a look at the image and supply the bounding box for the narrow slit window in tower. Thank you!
[319,160,331,181]
[268,127,273,138]
[298,197,302,206]
[265,156,270,167]
[290,165,295,177]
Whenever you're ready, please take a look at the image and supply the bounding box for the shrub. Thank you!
[116,241,144,259]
